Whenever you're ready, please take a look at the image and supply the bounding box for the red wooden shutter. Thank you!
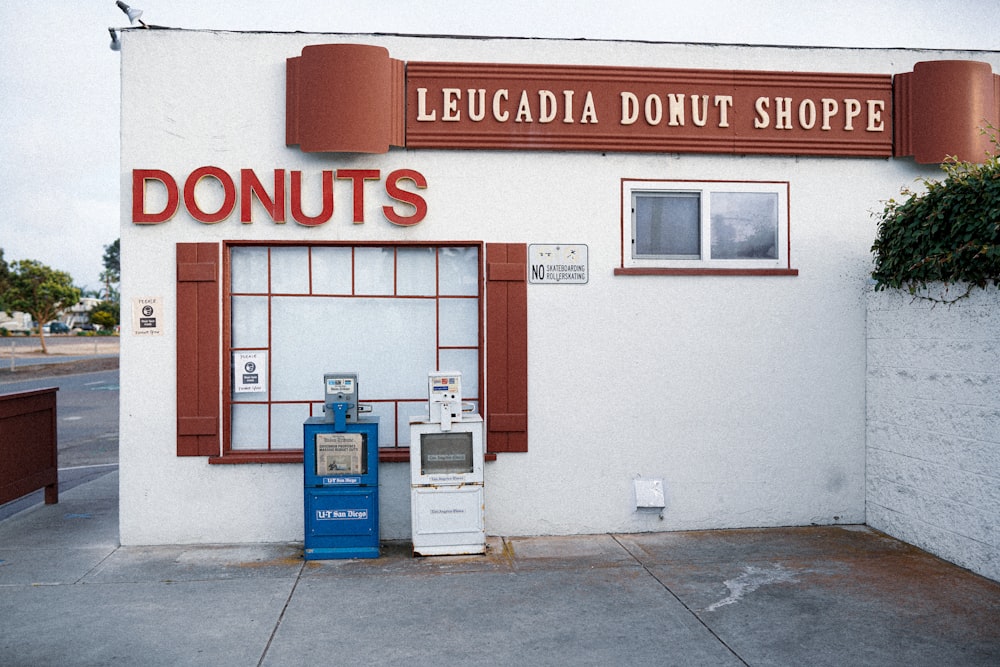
[485,243,528,453]
[176,242,221,456]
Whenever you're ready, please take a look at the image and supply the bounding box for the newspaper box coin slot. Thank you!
[409,371,486,556]
[303,373,379,560]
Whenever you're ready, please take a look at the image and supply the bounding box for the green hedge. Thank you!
[871,142,1000,298]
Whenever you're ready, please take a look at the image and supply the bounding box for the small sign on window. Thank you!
[233,351,267,393]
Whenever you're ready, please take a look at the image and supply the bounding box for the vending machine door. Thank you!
[304,487,379,560]
[411,484,485,556]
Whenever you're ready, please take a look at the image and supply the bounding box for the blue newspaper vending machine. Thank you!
[303,373,379,560]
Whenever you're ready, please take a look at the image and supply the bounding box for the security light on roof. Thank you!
[115,1,142,24]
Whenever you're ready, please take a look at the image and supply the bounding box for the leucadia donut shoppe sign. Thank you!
[117,29,999,546]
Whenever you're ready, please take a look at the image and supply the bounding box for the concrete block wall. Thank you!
[867,286,1000,582]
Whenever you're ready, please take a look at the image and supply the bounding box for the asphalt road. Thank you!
[0,363,119,520]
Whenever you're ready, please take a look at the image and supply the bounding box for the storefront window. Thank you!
[225,243,481,455]
[622,180,791,272]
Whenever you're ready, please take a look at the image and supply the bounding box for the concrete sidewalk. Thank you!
[2,471,999,666]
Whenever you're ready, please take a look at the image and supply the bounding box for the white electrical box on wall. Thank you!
[634,478,665,509]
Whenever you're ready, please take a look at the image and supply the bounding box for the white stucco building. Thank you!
[117,29,999,551]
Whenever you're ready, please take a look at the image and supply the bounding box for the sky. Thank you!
[1,1,998,293]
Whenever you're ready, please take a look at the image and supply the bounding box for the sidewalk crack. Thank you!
[256,559,306,666]
[610,534,750,667]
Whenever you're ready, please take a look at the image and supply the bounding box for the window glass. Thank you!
[231,246,268,293]
[437,348,479,399]
[271,403,311,449]
[269,296,436,400]
[710,192,778,259]
[365,402,399,446]
[270,246,310,294]
[354,246,395,295]
[397,247,437,296]
[230,296,268,349]
[438,298,479,347]
[633,192,700,258]
[439,247,480,296]
[231,403,268,450]
[311,246,353,294]
[396,401,429,447]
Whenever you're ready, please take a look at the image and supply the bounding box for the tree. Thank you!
[90,299,120,330]
[90,309,118,330]
[101,239,120,303]
[5,260,81,353]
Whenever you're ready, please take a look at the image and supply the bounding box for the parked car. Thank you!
[0,321,31,335]
[43,322,71,334]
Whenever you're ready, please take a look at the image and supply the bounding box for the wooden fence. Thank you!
[0,387,59,505]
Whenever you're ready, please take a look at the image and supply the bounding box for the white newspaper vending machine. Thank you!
[409,371,485,556]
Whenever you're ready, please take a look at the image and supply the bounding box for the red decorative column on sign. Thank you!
[286,44,405,153]
[894,60,1000,164]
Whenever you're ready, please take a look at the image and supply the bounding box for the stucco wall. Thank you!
[118,29,999,545]
[867,286,1000,582]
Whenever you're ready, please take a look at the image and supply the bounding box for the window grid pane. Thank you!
[310,246,353,294]
[230,246,269,293]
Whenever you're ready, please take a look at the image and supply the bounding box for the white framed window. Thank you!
[620,179,793,272]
